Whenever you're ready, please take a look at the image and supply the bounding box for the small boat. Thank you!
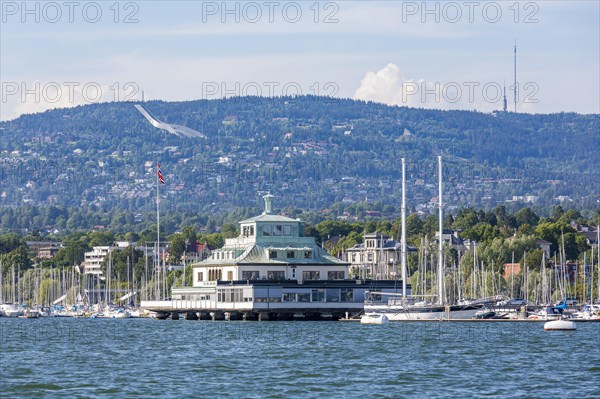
[24,308,41,318]
[572,305,600,320]
[474,307,496,319]
[360,313,389,325]
[528,306,565,320]
[544,319,576,331]
[0,303,23,318]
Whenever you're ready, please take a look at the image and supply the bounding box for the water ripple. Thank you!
[1,319,599,398]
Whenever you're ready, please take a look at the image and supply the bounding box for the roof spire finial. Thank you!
[263,192,274,215]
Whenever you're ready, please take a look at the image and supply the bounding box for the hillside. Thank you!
[0,96,598,232]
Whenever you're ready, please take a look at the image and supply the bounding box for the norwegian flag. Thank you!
[157,163,165,184]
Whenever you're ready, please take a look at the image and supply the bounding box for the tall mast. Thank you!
[437,156,444,305]
[401,158,407,299]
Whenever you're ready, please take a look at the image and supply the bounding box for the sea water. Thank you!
[1,318,599,398]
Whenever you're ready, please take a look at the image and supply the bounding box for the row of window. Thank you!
[278,288,355,303]
[240,270,345,280]
[269,250,312,259]
[200,270,345,282]
[217,288,246,303]
[213,251,238,261]
[350,253,374,262]
[263,224,292,236]
[177,289,356,303]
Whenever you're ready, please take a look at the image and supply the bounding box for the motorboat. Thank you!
[0,303,23,318]
[528,306,566,320]
[474,307,496,319]
[572,305,600,320]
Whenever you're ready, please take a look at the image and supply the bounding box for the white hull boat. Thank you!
[364,302,481,321]
[0,304,23,318]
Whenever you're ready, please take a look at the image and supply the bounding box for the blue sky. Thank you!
[1,1,598,120]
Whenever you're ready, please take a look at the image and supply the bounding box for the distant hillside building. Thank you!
[37,246,60,259]
[345,232,417,279]
[434,229,477,253]
[81,242,134,276]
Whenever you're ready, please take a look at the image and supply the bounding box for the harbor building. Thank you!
[141,194,408,320]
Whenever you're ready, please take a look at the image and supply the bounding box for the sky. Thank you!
[1,0,599,120]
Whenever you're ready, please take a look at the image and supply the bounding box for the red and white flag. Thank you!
[157,163,165,184]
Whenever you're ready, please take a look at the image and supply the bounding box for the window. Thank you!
[227,271,233,281]
[351,254,356,262]
[367,253,373,262]
[263,225,272,236]
[287,251,295,258]
[197,272,203,282]
[291,268,296,279]
[242,271,260,280]
[283,225,292,236]
[326,289,340,302]
[267,271,285,280]
[304,251,312,259]
[302,271,320,280]
[298,293,311,302]
[327,271,345,280]
[218,288,243,303]
[269,250,278,259]
[311,289,325,302]
[242,225,254,237]
[341,288,354,302]
[283,293,297,302]
[274,225,283,236]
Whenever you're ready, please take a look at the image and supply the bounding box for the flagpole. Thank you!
[156,161,161,300]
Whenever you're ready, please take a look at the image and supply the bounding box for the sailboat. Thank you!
[363,157,483,320]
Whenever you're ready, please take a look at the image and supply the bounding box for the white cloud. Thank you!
[353,63,435,108]
[353,63,510,112]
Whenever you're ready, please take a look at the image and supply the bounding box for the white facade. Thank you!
[192,194,348,285]
[82,246,111,276]
[81,242,135,275]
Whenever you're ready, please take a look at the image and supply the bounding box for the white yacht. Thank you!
[364,293,481,320]
[0,303,23,318]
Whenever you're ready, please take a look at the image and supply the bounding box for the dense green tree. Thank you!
[168,233,186,264]
[452,208,479,231]
[220,223,238,239]
[1,246,32,274]
[462,222,501,244]
[0,233,24,254]
[514,208,539,227]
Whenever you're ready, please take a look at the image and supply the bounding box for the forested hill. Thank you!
[0,96,598,231]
